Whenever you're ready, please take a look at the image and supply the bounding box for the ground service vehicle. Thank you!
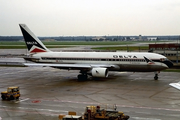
[1,87,20,100]
[60,105,129,120]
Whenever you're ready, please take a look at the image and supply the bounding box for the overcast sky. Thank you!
[1,0,180,36]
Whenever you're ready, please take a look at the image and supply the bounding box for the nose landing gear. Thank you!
[154,74,158,80]
[154,71,159,80]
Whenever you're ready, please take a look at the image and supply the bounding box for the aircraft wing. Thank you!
[169,82,180,90]
[23,63,118,69]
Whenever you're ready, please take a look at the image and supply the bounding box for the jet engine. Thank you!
[91,68,108,77]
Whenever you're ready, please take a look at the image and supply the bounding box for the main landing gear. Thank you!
[154,71,159,80]
[77,74,88,81]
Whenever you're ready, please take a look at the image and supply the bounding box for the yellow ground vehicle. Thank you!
[1,87,20,100]
[84,106,129,120]
[60,105,129,120]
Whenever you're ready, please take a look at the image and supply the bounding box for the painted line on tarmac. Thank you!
[0,108,63,116]
[116,104,180,112]
[132,117,161,120]
[0,105,68,116]
[20,97,180,112]
[15,98,30,103]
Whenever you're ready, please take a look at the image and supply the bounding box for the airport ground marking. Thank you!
[0,105,68,116]
[20,97,180,112]
[15,98,30,103]
[131,117,161,120]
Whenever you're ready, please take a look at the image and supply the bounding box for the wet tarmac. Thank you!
[0,67,180,120]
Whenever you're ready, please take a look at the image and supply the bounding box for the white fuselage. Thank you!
[28,51,169,72]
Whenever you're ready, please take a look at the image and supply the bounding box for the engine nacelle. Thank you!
[91,68,108,77]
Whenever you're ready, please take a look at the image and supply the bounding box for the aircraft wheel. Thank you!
[10,95,14,100]
[78,74,87,81]
[154,74,158,80]
[1,95,6,100]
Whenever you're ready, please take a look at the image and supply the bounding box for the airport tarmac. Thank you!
[0,67,180,120]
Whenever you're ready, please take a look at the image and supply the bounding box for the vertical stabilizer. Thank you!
[19,24,51,53]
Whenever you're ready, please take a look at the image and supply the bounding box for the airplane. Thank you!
[169,82,180,90]
[19,24,173,80]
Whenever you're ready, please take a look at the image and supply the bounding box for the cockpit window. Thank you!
[160,58,165,61]
[160,58,168,61]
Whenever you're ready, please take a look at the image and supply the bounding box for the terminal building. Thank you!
[149,43,180,66]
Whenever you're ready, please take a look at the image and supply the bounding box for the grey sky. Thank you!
[1,0,180,36]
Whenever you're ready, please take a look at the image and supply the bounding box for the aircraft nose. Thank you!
[163,60,174,68]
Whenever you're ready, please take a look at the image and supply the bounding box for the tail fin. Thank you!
[19,24,51,53]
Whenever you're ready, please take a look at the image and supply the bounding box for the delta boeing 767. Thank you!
[19,24,173,80]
